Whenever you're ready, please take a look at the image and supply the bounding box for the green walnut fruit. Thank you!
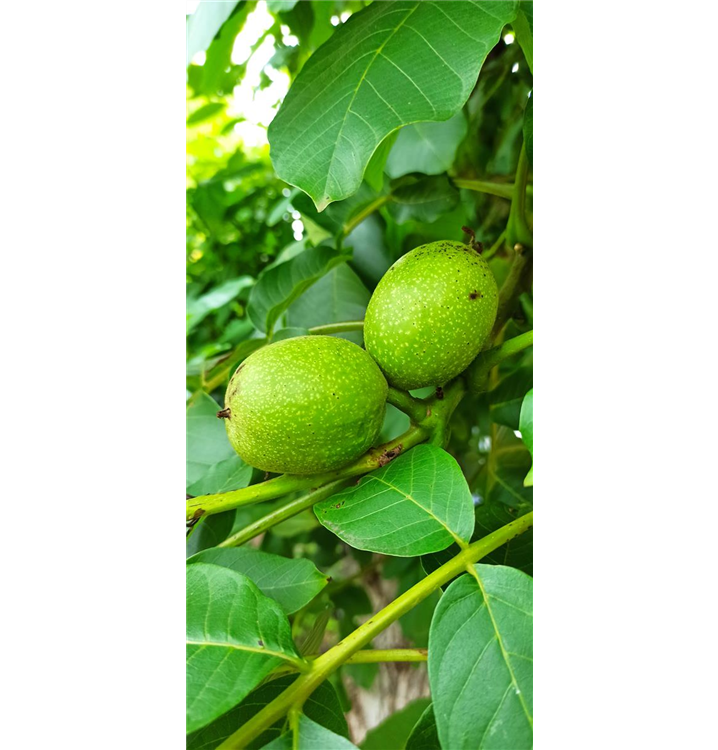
[364,240,498,390]
[222,335,388,475]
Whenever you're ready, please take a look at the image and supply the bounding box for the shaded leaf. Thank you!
[385,113,468,179]
[405,704,440,750]
[361,698,431,750]
[186,564,303,733]
[187,676,348,750]
[187,547,330,614]
[287,263,370,345]
[186,511,236,559]
[248,244,351,335]
[269,0,518,209]
[520,388,544,487]
[513,2,533,74]
[428,565,533,750]
[488,365,532,429]
[388,175,459,224]
[315,444,474,556]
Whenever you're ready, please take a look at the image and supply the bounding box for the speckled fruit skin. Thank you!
[364,241,499,390]
[223,336,388,475]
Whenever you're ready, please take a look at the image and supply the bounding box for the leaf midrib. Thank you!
[186,639,301,666]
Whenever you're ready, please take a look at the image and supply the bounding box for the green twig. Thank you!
[453,179,533,200]
[488,243,532,345]
[342,195,390,237]
[308,321,364,335]
[217,512,534,749]
[186,425,428,521]
[481,230,506,261]
[506,144,532,249]
[387,387,428,423]
[218,480,351,548]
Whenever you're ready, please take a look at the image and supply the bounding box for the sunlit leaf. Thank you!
[315,444,474,556]
[519,389,533,486]
[186,564,303,733]
[269,0,518,209]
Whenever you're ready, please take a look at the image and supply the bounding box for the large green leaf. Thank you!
[361,698,431,750]
[262,715,359,749]
[385,113,468,179]
[519,388,544,487]
[248,245,350,335]
[186,0,241,67]
[186,393,252,495]
[513,1,533,74]
[405,704,440,750]
[185,675,349,750]
[388,175,460,224]
[428,565,533,750]
[186,276,254,333]
[187,676,348,750]
[186,564,303,733]
[269,0,518,210]
[315,444,474,556]
[187,547,330,614]
[287,263,370,345]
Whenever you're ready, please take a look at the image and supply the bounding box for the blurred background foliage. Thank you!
[187,1,532,738]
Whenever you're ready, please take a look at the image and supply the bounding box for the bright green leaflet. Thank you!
[186,393,252,495]
[187,547,330,614]
[428,565,533,750]
[315,444,474,556]
[186,564,303,733]
[187,276,254,333]
[361,698,431,750]
[269,0,518,209]
[187,676,348,750]
[519,388,544,487]
[385,113,468,178]
[186,0,241,67]
[261,715,359,750]
[247,245,351,335]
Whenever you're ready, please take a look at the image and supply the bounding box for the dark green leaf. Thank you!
[269,0,518,209]
[405,704,440,750]
[187,547,330,614]
[428,565,533,749]
[186,511,235,559]
[486,427,533,509]
[513,2,533,74]
[520,388,544,487]
[364,131,398,191]
[386,113,468,179]
[389,175,459,224]
[361,698,431,750]
[488,365,532,429]
[248,245,351,335]
[315,444,474,556]
[186,564,303,733]
[187,676,348,750]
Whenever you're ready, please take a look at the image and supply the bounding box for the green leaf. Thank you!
[186,563,303,733]
[186,393,252,495]
[187,548,330,614]
[361,698,431,750]
[488,365,532,429]
[187,102,227,125]
[388,175,459,224]
[269,0,518,210]
[520,388,544,487]
[248,244,351,335]
[346,214,394,288]
[385,113,468,179]
[287,263,370,345]
[405,704,440,750]
[186,0,242,67]
[474,504,533,574]
[364,131,398,192]
[187,676,348,750]
[315,444,474,556]
[186,511,236,559]
[273,326,311,342]
[428,565,533,750]
[187,276,254,333]
[513,2,533,74]
[262,715,359,750]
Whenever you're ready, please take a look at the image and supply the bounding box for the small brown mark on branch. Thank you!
[377,443,403,467]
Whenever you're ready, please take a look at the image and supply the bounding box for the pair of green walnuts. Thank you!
[222,240,498,475]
